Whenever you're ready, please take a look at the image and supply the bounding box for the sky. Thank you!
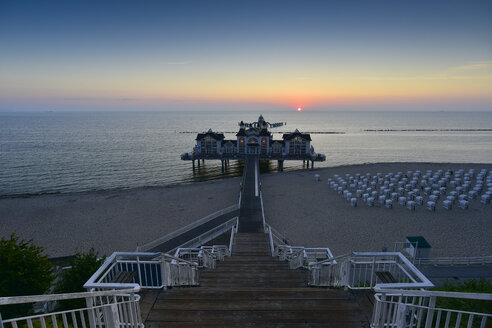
[1,0,492,112]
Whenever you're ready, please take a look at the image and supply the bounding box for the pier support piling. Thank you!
[192,160,195,169]
[277,160,284,171]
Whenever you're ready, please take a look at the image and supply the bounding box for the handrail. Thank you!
[167,216,238,254]
[415,255,492,266]
[260,191,266,232]
[158,252,196,266]
[0,288,139,305]
[268,226,274,256]
[308,252,433,290]
[372,288,492,328]
[264,223,289,246]
[308,252,353,267]
[374,288,492,300]
[136,204,238,251]
[83,251,196,290]
[229,218,239,253]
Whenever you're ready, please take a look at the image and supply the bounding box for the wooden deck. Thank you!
[238,155,263,233]
[142,233,372,327]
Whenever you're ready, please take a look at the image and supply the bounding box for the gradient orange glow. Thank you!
[1,1,491,111]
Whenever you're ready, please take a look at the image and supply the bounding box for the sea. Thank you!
[1,110,492,196]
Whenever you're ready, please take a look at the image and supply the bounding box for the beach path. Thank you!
[144,233,371,327]
[238,155,263,233]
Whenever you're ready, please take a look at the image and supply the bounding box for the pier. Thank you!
[181,115,326,170]
[238,155,263,232]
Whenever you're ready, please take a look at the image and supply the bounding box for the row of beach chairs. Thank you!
[323,168,492,211]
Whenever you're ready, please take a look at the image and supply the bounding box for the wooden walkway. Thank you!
[238,155,263,233]
[143,233,372,327]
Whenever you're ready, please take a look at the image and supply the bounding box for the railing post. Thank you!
[160,258,170,287]
[0,312,4,328]
[103,301,121,328]
[85,296,97,328]
[136,256,142,287]
[370,257,375,288]
[128,293,138,328]
[372,293,384,328]
[396,302,408,327]
[424,296,436,328]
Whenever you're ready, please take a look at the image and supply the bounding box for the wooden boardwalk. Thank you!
[238,155,263,233]
[143,233,372,327]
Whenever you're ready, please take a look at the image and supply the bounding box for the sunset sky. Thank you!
[1,0,491,111]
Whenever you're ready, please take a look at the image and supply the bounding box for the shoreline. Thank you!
[1,162,491,258]
[2,161,491,199]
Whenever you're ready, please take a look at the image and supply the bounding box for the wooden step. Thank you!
[145,233,371,327]
[158,288,354,300]
[152,298,362,311]
[146,322,368,328]
[146,308,368,323]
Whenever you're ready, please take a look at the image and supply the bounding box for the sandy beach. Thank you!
[0,178,241,257]
[262,162,492,257]
[1,162,491,258]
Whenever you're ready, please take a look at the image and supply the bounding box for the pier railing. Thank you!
[84,252,199,291]
[277,245,334,269]
[165,217,238,254]
[371,288,492,328]
[308,252,434,290]
[173,245,230,269]
[136,204,238,252]
[0,288,142,328]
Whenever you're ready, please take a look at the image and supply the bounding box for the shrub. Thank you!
[0,233,55,318]
[54,249,104,310]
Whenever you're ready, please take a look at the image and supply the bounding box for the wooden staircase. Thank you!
[144,233,371,327]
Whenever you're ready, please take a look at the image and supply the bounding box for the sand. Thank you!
[1,162,491,259]
[0,178,241,257]
[261,163,492,258]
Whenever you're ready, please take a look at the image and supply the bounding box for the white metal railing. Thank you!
[415,256,492,266]
[229,218,239,254]
[260,191,266,232]
[267,226,275,256]
[308,252,434,289]
[264,223,289,248]
[277,245,334,269]
[136,204,238,252]
[174,245,230,269]
[371,288,492,328]
[84,252,198,291]
[0,289,142,328]
[164,217,239,255]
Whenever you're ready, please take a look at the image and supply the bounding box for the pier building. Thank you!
[181,115,326,169]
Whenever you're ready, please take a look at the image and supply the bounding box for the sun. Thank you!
[297,107,302,112]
